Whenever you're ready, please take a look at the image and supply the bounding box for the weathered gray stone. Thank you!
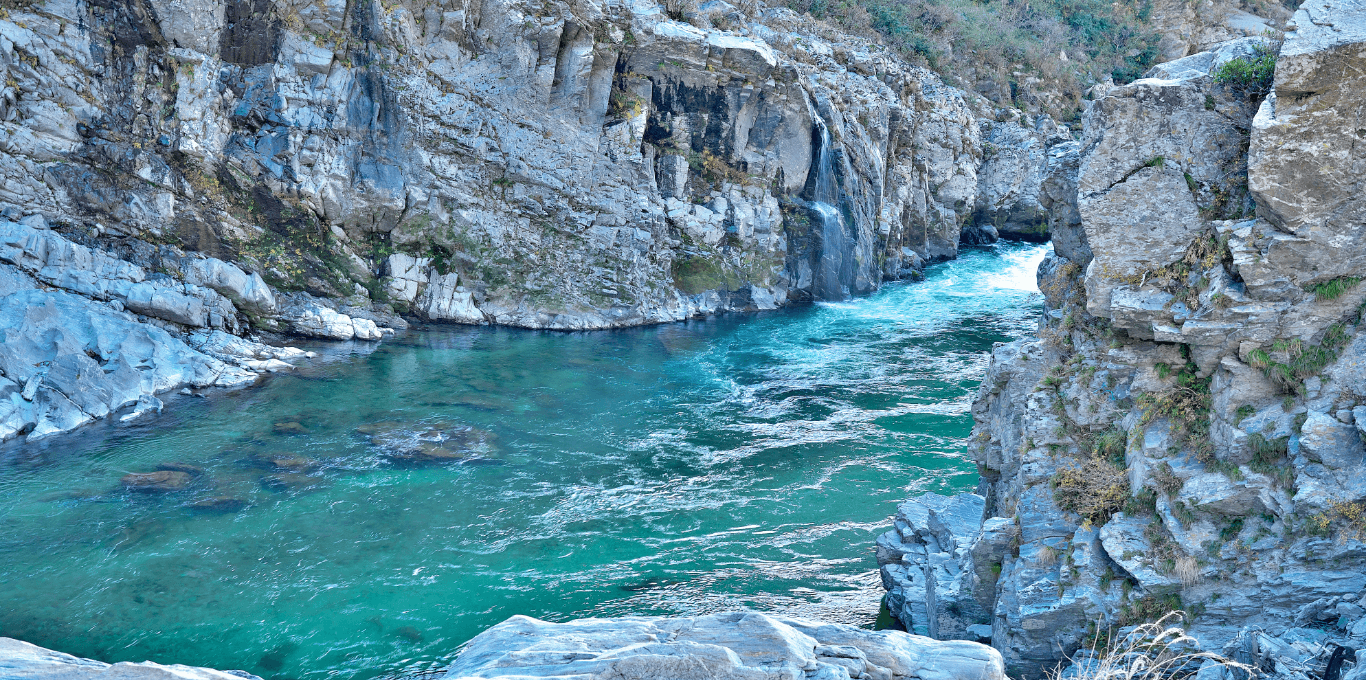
[1299,410,1364,469]
[1098,513,1181,594]
[973,121,1049,241]
[877,494,989,639]
[1039,142,1087,265]
[0,0,987,333]
[1082,166,1205,319]
[0,288,257,443]
[0,637,260,679]
[182,258,276,316]
[914,26,1366,680]
[418,272,485,324]
[443,612,1006,680]
[1248,0,1366,287]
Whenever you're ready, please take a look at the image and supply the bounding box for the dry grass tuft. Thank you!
[1174,555,1200,586]
[1038,545,1059,566]
[1052,454,1128,526]
[1054,612,1251,680]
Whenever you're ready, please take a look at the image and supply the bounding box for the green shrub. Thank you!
[1309,276,1362,301]
[1212,44,1277,98]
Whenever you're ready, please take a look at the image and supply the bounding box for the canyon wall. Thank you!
[0,0,987,333]
[880,4,1366,677]
[0,0,1016,442]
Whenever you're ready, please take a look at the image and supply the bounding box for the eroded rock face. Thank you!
[0,0,983,333]
[882,25,1366,678]
[443,612,1005,680]
[1248,0,1366,287]
[0,0,993,441]
[971,116,1073,243]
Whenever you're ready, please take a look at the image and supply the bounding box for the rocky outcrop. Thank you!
[444,612,1005,679]
[0,637,262,680]
[1248,0,1366,289]
[968,115,1073,244]
[881,17,1366,678]
[0,0,997,438]
[0,216,336,443]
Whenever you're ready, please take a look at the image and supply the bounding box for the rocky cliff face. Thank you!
[880,5,1366,677]
[0,0,984,333]
[0,0,1002,442]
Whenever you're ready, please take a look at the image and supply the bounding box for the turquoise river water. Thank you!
[0,242,1048,679]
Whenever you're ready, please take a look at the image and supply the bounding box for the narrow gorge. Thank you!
[0,0,1362,676]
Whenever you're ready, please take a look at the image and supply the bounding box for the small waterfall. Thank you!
[811,123,849,301]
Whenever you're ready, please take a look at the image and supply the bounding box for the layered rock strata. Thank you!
[0,0,1011,441]
[0,0,986,334]
[880,10,1366,677]
[0,217,336,443]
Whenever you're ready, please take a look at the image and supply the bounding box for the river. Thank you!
[0,242,1048,679]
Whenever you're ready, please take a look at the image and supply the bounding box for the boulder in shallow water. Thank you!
[249,453,319,472]
[442,611,1005,680]
[360,420,496,463]
[272,421,310,435]
[121,471,193,492]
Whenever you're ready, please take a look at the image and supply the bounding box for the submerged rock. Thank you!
[260,473,328,492]
[189,497,248,513]
[121,471,194,493]
[249,453,319,472]
[156,462,206,476]
[272,422,310,436]
[359,420,496,463]
[443,612,1005,680]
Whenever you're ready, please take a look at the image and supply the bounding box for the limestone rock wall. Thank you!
[0,0,994,441]
[880,10,1366,677]
[0,0,983,333]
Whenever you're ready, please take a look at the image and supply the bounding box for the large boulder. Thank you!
[181,257,277,316]
[877,493,989,639]
[1079,38,1266,320]
[443,612,1006,680]
[1247,0,1366,288]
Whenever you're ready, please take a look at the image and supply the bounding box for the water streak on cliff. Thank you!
[812,123,850,301]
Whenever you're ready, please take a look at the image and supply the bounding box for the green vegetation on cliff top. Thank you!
[788,0,1162,116]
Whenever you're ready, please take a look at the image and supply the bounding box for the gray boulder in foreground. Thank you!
[0,614,1005,680]
[444,612,1004,680]
[0,637,261,680]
